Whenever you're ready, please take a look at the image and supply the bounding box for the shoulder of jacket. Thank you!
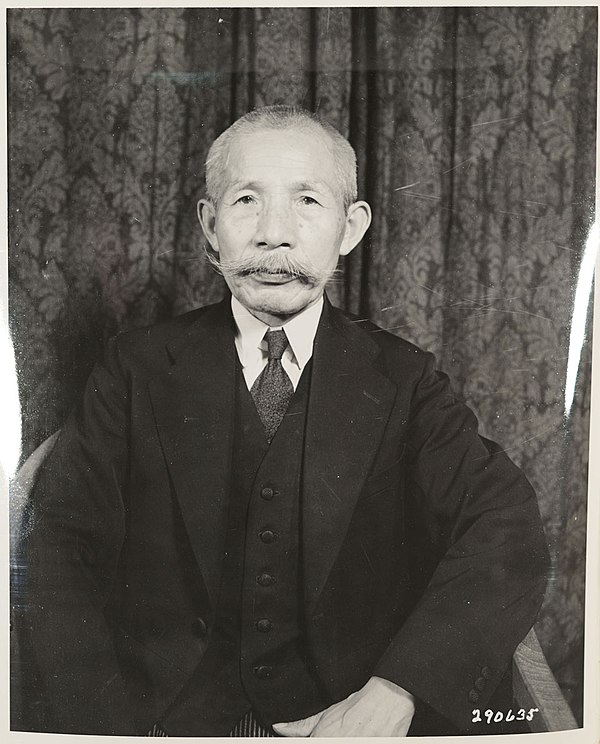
[109,302,220,364]
[332,305,435,378]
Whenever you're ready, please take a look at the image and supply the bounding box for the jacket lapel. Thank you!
[302,302,398,615]
[147,300,237,608]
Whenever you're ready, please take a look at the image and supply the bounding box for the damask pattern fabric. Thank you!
[7,6,596,725]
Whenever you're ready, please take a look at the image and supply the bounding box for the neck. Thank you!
[252,310,296,327]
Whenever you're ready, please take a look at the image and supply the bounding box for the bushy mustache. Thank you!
[205,248,338,285]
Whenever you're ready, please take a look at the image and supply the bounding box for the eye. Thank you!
[235,194,256,205]
[300,195,320,206]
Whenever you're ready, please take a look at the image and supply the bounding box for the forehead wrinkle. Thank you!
[227,178,335,193]
[221,131,347,206]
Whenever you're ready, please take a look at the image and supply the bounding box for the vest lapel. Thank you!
[302,303,398,616]
[147,300,236,608]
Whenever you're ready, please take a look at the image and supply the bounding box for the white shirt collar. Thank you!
[231,294,324,372]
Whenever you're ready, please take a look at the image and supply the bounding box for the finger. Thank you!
[272,712,322,737]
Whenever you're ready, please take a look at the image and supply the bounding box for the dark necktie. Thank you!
[251,329,294,443]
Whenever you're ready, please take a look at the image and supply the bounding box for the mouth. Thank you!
[249,270,300,284]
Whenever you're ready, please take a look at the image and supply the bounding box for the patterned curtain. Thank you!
[8,6,596,725]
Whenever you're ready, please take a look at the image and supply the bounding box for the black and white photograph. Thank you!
[5,3,598,740]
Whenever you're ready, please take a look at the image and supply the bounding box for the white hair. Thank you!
[205,105,358,210]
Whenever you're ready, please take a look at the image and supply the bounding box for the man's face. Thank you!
[198,125,371,324]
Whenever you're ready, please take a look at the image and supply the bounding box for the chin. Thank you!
[243,285,320,320]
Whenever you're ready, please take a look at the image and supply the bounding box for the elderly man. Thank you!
[16,105,549,737]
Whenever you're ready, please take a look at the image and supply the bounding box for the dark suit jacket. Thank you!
[14,297,550,735]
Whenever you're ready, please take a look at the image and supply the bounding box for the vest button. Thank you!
[260,487,275,500]
[256,618,273,633]
[259,530,276,544]
[253,664,273,680]
[192,617,208,637]
[257,573,276,587]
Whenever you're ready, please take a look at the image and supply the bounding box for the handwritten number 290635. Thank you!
[472,708,539,724]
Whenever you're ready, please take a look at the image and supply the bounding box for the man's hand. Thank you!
[272,676,415,737]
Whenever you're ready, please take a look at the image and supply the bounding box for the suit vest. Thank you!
[161,360,327,735]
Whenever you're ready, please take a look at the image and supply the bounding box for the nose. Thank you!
[255,198,296,250]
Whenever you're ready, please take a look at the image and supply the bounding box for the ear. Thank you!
[197,198,220,253]
[339,201,372,257]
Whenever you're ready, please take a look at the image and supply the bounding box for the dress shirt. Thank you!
[231,294,324,390]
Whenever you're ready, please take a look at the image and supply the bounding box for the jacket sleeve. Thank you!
[373,351,551,731]
[14,336,137,735]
